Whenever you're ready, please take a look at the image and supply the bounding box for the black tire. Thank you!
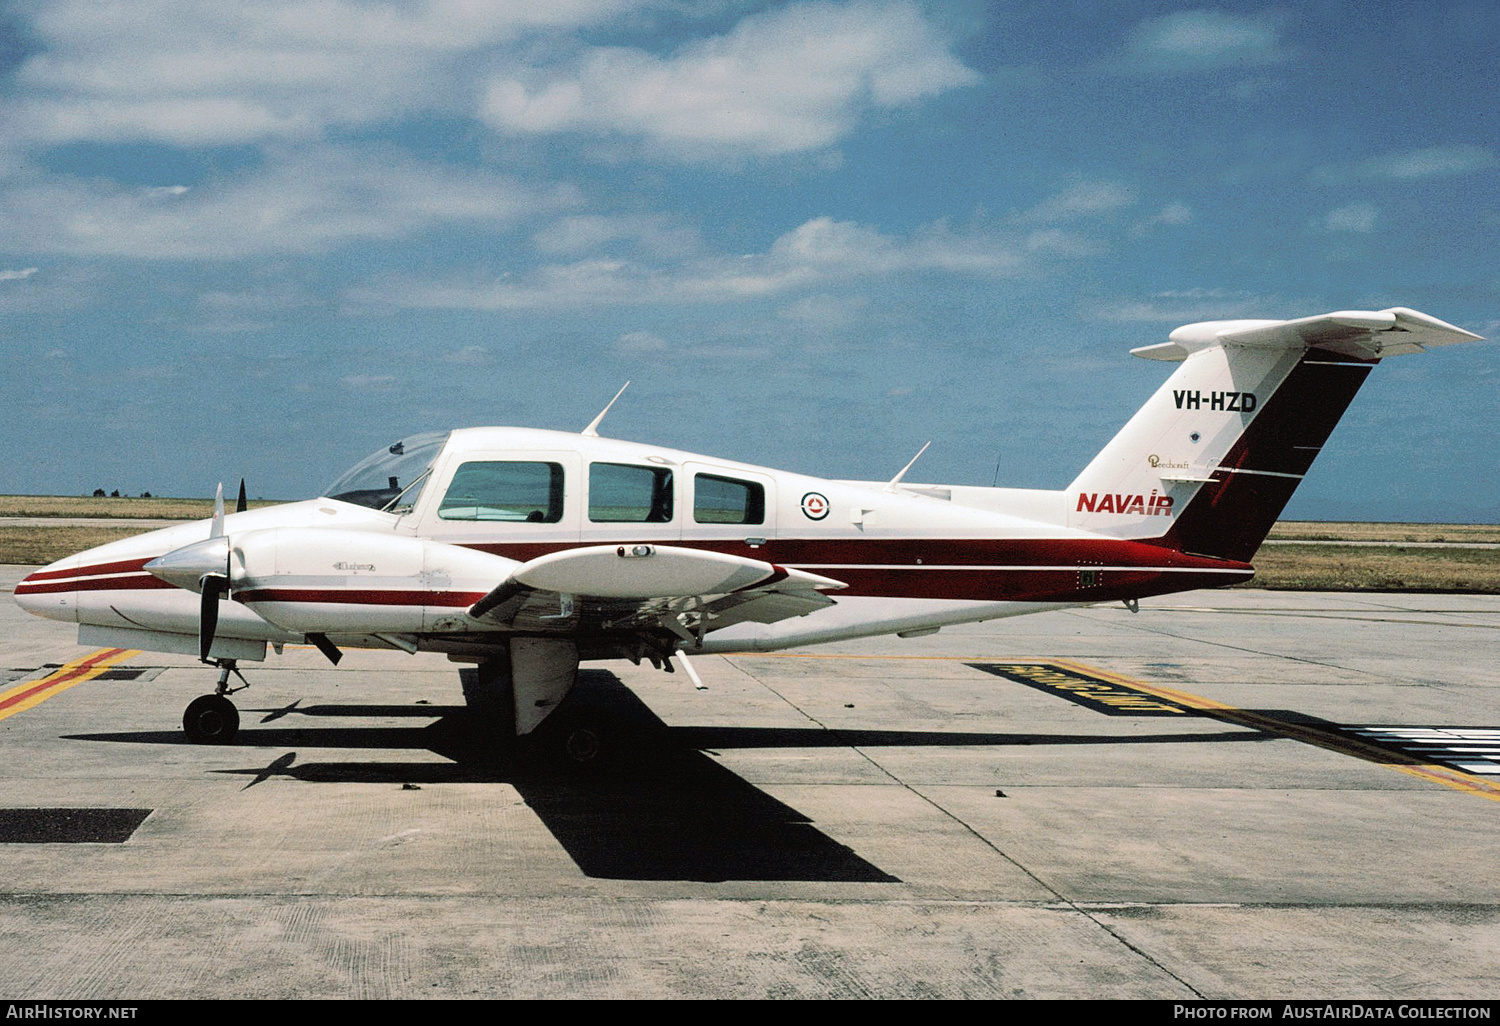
[559,722,604,766]
[183,694,239,744]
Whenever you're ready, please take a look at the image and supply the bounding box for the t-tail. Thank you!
[1066,308,1483,562]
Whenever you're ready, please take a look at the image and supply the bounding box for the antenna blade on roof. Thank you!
[581,381,630,438]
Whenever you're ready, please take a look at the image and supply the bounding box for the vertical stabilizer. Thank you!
[1066,308,1481,561]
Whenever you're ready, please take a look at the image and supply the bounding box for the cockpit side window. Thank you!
[325,430,451,512]
[438,461,565,522]
[589,463,673,523]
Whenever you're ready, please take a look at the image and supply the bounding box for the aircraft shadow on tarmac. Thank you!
[62,670,1277,884]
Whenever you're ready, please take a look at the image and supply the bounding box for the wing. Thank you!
[466,544,846,644]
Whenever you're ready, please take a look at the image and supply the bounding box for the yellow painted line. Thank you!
[0,648,140,723]
[1048,658,1500,803]
[726,651,996,661]
[729,651,1500,802]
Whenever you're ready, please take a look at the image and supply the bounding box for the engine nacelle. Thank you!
[227,527,519,635]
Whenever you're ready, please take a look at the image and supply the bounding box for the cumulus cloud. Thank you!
[0,147,579,259]
[350,214,1071,312]
[1316,144,1497,184]
[1015,181,1136,225]
[7,0,649,146]
[442,345,492,365]
[1319,202,1377,233]
[533,213,701,259]
[185,282,321,333]
[778,293,867,328]
[482,0,979,159]
[1117,10,1286,74]
[1096,289,1271,323]
[617,330,668,352]
[342,374,397,390]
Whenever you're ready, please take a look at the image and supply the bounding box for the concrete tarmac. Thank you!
[1,564,1497,1000]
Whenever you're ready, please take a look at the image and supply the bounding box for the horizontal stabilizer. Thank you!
[1132,307,1482,362]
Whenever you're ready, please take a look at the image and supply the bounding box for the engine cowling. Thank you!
[223,527,519,635]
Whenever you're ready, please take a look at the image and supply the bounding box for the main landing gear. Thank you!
[183,660,249,744]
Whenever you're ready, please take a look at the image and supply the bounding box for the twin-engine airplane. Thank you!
[14,307,1483,760]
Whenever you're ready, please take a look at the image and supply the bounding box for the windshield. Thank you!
[324,431,451,512]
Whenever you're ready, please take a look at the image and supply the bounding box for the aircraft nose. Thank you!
[13,558,80,623]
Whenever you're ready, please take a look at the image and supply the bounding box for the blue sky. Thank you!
[1,1,1495,521]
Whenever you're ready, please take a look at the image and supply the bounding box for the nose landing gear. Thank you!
[183,660,249,744]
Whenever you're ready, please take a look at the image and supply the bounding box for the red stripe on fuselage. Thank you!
[21,557,155,582]
[24,536,1251,607]
[15,575,177,596]
[234,588,487,607]
[457,536,1249,603]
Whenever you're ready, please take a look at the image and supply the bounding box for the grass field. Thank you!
[1244,542,1500,592]
[0,526,150,567]
[0,495,279,519]
[0,499,1495,592]
[1267,521,1500,544]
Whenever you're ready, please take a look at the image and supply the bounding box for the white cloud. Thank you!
[350,214,1063,312]
[1095,289,1271,323]
[1,147,579,259]
[1320,202,1377,233]
[482,0,979,159]
[1023,229,1101,258]
[1343,145,1496,182]
[1016,181,1136,225]
[1119,10,1286,74]
[533,213,700,258]
[1130,202,1192,236]
[186,283,320,333]
[442,345,492,365]
[8,1,650,146]
[0,267,40,281]
[617,330,668,352]
[778,293,867,328]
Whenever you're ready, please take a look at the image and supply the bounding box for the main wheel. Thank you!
[560,722,604,766]
[183,694,240,744]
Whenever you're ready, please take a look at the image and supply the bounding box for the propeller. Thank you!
[199,483,230,662]
[143,483,232,663]
[199,576,229,662]
[236,479,248,514]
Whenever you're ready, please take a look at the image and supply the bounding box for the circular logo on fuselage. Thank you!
[800,491,830,520]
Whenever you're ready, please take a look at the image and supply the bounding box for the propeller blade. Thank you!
[199,576,226,662]
[210,483,225,538]
[236,479,248,514]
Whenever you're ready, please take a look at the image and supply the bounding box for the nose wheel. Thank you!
[183,660,247,744]
[183,694,239,743]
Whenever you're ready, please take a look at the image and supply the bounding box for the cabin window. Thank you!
[589,463,673,523]
[438,461,564,522]
[694,473,765,524]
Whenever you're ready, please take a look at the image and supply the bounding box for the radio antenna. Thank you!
[582,381,630,437]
